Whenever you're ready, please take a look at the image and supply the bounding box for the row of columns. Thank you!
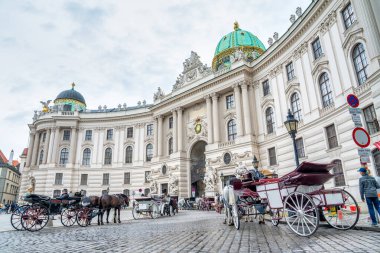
[204,81,254,144]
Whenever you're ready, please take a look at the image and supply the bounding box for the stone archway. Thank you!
[190,141,207,198]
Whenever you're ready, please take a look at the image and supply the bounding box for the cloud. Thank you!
[0,0,311,158]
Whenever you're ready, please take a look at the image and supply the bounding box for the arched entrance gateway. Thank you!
[190,141,207,197]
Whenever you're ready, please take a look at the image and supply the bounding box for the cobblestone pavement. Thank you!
[1,210,379,253]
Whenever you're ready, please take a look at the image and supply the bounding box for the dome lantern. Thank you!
[54,83,86,112]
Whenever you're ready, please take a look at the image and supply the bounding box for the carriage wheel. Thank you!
[322,189,359,230]
[150,203,160,219]
[132,206,141,220]
[10,205,28,231]
[76,208,90,227]
[284,192,319,237]
[270,209,282,226]
[232,204,240,230]
[21,205,49,232]
[61,208,77,227]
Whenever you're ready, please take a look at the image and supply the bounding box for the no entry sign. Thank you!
[347,94,359,108]
[352,127,371,148]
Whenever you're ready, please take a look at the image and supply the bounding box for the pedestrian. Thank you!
[358,167,380,227]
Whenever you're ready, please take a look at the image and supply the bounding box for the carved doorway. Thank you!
[190,141,207,197]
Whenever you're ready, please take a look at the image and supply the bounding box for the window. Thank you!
[226,94,234,109]
[55,173,63,185]
[106,129,113,141]
[227,119,237,141]
[169,117,173,129]
[353,43,368,85]
[373,149,380,177]
[63,104,72,111]
[146,144,153,162]
[85,130,92,141]
[286,62,295,81]
[342,3,356,29]
[123,189,130,196]
[125,146,133,163]
[145,171,151,183]
[53,190,61,198]
[332,160,346,186]
[291,93,302,121]
[168,138,173,155]
[80,174,88,185]
[102,173,110,185]
[268,147,277,166]
[326,124,338,149]
[82,148,91,166]
[319,73,333,107]
[295,138,305,158]
[262,80,270,96]
[38,150,44,165]
[363,105,379,135]
[63,130,71,141]
[265,107,275,134]
[127,127,133,138]
[104,148,112,165]
[59,148,69,165]
[124,172,130,184]
[42,132,47,143]
[312,38,323,59]
[147,124,153,136]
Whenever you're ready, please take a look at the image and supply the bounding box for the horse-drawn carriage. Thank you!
[132,195,177,219]
[18,194,82,232]
[223,162,360,236]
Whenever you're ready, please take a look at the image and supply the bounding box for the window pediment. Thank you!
[285,82,300,97]
[261,95,274,108]
[311,60,329,77]
[342,27,364,51]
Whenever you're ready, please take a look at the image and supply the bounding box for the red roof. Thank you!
[0,149,20,167]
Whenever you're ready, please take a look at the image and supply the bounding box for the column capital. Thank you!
[171,108,177,113]
[232,83,240,89]
[240,82,248,89]
[70,126,78,130]
[176,107,183,112]
[210,93,219,99]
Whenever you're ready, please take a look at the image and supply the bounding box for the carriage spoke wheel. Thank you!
[322,189,359,230]
[232,205,240,230]
[270,209,283,226]
[11,206,28,231]
[132,206,141,220]
[21,205,49,232]
[150,203,160,219]
[61,209,77,227]
[76,208,91,227]
[284,192,319,237]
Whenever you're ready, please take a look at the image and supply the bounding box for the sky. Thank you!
[0,0,311,160]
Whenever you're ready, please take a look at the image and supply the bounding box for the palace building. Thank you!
[21,0,380,200]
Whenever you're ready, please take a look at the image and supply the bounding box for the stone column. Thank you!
[69,127,77,165]
[233,83,244,136]
[211,94,220,142]
[43,129,51,164]
[47,128,55,164]
[205,95,213,144]
[177,107,183,151]
[51,128,60,164]
[113,127,120,163]
[92,129,99,164]
[172,110,178,153]
[31,131,40,166]
[118,126,125,163]
[241,82,252,135]
[97,129,104,164]
[26,131,35,167]
[157,116,163,157]
[154,118,158,157]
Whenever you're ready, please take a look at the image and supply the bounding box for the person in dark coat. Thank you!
[358,167,380,226]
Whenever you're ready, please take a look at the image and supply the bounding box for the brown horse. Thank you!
[98,194,129,225]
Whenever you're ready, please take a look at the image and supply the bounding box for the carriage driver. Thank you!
[57,189,69,200]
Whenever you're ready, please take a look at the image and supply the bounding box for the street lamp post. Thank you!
[284,109,300,167]
[252,155,259,169]
[220,172,224,188]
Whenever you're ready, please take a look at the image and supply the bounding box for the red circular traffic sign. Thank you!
[352,127,370,148]
[347,94,359,108]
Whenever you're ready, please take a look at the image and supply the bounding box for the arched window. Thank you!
[82,148,91,166]
[332,159,345,187]
[125,146,133,164]
[373,148,380,177]
[146,144,153,162]
[38,150,44,165]
[104,148,112,165]
[265,107,275,134]
[291,93,302,121]
[168,138,173,155]
[59,148,69,165]
[352,43,368,85]
[319,73,333,107]
[227,119,237,141]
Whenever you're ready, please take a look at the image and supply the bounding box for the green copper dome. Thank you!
[212,22,266,70]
